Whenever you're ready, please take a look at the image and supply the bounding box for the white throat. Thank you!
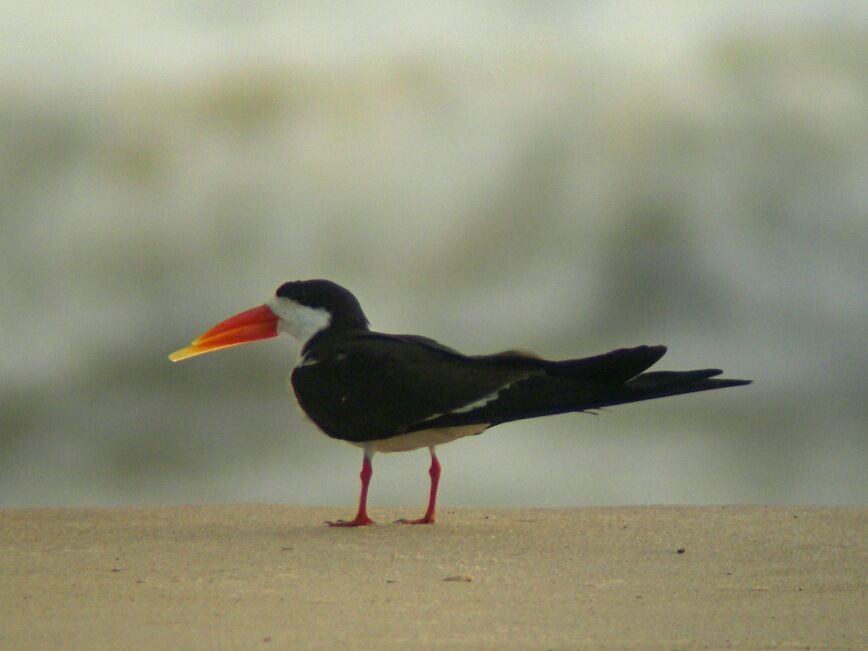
[268,296,332,346]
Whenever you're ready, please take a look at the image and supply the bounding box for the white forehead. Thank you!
[268,296,331,344]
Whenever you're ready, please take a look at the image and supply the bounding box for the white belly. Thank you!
[355,423,490,453]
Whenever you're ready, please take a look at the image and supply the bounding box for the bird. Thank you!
[169,279,750,527]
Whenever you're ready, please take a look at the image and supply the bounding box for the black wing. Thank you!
[291,332,538,443]
[412,345,750,431]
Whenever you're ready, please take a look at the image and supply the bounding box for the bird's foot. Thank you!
[395,515,435,525]
[327,515,374,527]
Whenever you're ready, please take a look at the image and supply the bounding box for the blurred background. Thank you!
[1,2,866,509]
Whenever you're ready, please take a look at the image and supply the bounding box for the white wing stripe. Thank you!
[451,389,501,413]
[417,391,500,423]
[416,373,532,423]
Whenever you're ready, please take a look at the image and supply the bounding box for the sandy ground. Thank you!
[1,505,865,650]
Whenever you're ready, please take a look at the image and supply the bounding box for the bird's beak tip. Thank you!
[168,347,197,363]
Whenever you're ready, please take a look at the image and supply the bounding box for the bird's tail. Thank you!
[590,367,751,409]
[488,345,750,421]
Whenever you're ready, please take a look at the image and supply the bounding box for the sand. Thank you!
[1,505,865,650]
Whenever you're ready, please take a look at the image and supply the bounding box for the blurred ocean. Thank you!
[1,2,866,507]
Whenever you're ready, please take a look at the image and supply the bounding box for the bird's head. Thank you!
[169,279,368,362]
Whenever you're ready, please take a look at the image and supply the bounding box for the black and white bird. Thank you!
[170,279,750,526]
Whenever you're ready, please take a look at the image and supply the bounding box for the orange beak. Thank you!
[169,304,279,362]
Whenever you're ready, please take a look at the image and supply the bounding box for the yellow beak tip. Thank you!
[168,347,198,362]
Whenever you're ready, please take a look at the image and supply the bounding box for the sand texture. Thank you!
[1,505,865,650]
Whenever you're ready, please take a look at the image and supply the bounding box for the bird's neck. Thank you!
[300,323,369,356]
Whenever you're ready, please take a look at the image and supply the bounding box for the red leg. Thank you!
[328,454,374,527]
[397,450,441,525]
